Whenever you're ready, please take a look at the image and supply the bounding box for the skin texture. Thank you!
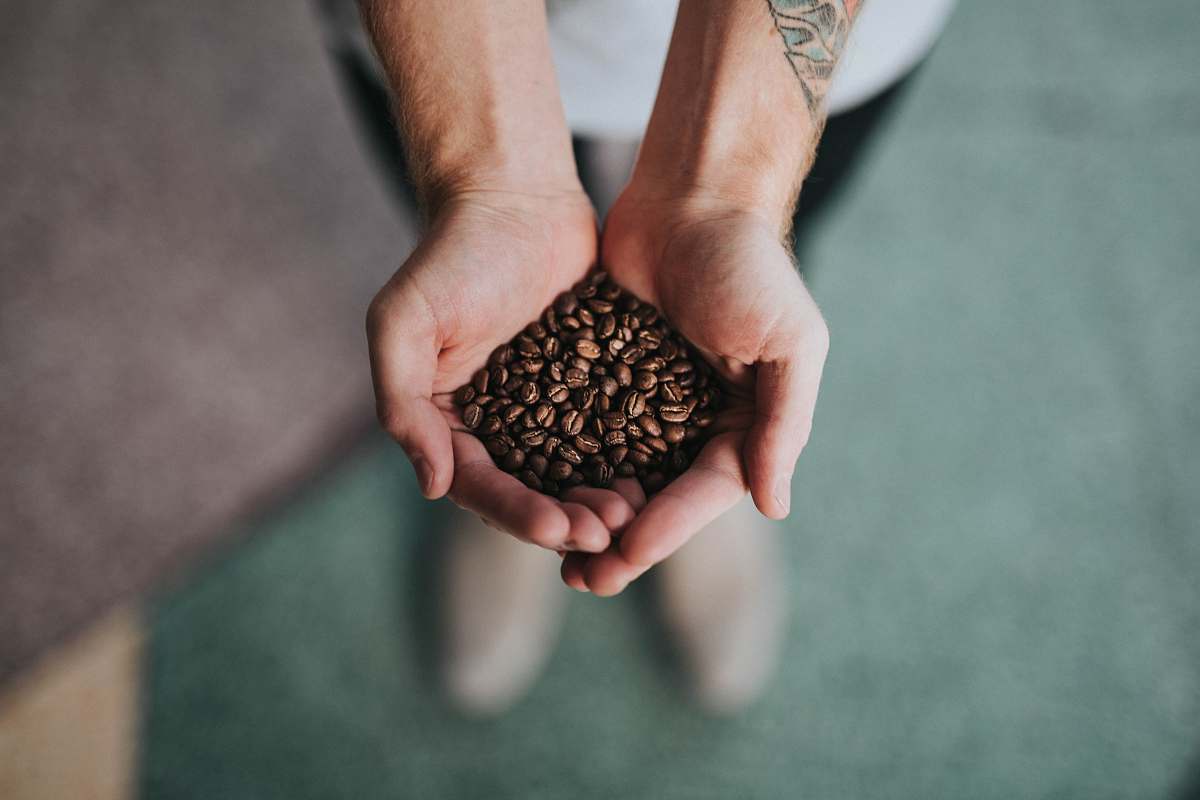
[361,0,860,593]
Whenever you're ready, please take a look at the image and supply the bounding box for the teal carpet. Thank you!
[144,1,1200,797]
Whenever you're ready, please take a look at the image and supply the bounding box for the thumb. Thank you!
[367,291,454,499]
[744,321,829,519]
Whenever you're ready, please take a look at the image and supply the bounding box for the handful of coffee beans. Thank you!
[452,271,723,497]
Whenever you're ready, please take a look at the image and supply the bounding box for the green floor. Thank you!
[144,1,1200,797]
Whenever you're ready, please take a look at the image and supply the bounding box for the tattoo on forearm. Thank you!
[765,0,859,114]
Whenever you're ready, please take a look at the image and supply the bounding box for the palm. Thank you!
[369,192,643,554]
[559,194,829,595]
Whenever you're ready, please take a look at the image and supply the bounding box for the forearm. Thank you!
[633,0,862,231]
[359,0,580,210]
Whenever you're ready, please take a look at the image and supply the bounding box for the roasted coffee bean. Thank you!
[481,414,503,436]
[596,313,616,339]
[575,386,597,411]
[601,412,627,430]
[560,409,584,436]
[472,369,489,394]
[560,315,581,331]
[558,443,583,465]
[513,335,538,357]
[462,403,483,430]
[638,415,662,437]
[528,453,549,478]
[534,403,556,428]
[608,444,629,464]
[636,356,667,373]
[519,358,545,374]
[574,433,602,454]
[518,381,540,404]
[485,436,510,457]
[626,449,651,467]
[626,422,644,439]
[542,479,560,495]
[503,404,525,425]
[518,469,543,491]
[613,362,633,387]
[568,470,586,485]
[564,368,589,389]
[620,346,645,365]
[542,337,561,359]
[548,362,564,381]
[659,381,684,402]
[543,435,563,458]
[669,449,689,472]
[637,330,662,350]
[604,430,627,448]
[662,422,686,444]
[634,371,658,392]
[630,440,654,456]
[599,376,619,397]
[616,462,637,477]
[693,409,715,427]
[592,417,605,437]
[525,321,547,340]
[549,460,573,481]
[547,382,570,403]
[454,385,476,405]
[521,429,547,448]
[472,394,494,407]
[577,307,595,326]
[489,344,515,366]
[622,390,646,418]
[659,403,690,422]
[636,305,659,325]
[592,462,614,487]
[645,436,668,454]
[502,448,526,472]
[554,292,578,314]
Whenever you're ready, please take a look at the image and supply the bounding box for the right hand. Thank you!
[367,188,642,553]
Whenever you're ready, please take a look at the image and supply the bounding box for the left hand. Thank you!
[561,185,830,595]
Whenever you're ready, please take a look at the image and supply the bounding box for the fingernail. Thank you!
[773,474,792,515]
[412,456,433,496]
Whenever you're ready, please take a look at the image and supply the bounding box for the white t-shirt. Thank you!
[548,0,957,138]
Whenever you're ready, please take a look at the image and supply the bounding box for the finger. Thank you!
[584,432,748,596]
[609,478,648,513]
[560,502,612,553]
[745,325,829,519]
[368,292,453,499]
[560,486,638,531]
[448,431,570,549]
[560,552,590,591]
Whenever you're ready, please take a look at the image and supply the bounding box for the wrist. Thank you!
[617,167,799,240]
[418,149,583,220]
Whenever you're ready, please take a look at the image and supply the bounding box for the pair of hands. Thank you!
[366,180,829,595]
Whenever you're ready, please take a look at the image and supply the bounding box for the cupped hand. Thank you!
[560,187,830,594]
[367,189,638,552]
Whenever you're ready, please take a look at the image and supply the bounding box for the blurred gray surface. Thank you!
[0,0,410,682]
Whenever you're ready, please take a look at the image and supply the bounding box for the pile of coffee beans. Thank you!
[452,271,723,496]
